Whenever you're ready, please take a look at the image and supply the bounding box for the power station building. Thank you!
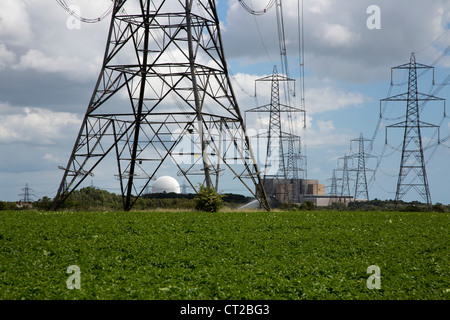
[262,178,353,207]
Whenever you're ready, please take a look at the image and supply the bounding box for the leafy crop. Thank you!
[0,210,448,300]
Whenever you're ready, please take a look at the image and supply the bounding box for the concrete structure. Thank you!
[262,178,353,207]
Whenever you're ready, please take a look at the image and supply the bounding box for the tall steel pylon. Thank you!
[383,52,445,209]
[245,65,305,203]
[19,183,36,203]
[349,133,376,201]
[52,0,270,211]
[326,169,340,206]
[336,154,352,202]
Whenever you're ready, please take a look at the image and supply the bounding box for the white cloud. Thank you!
[0,44,16,70]
[0,0,32,45]
[305,119,353,148]
[306,86,370,114]
[13,48,102,81]
[320,23,361,47]
[223,0,450,83]
[308,0,331,14]
[0,105,81,145]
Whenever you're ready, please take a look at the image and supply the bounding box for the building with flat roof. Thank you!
[262,178,353,207]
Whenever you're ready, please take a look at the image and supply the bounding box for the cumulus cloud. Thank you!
[0,44,16,70]
[0,104,81,145]
[0,0,32,45]
[306,86,371,114]
[12,49,102,81]
[320,23,361,48]
[304,118,354,148]
[223,0,450,82]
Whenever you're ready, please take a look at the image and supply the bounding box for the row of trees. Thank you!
[1,186,249,212]
[0,187,448,212]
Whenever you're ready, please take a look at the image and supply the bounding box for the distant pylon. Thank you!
[329,169,339,197]
[336,154,352,202]
[245,65,305,203]
[181,181,187,194]
[383,52,445,210]
[349,133,376,201]
[19,183,36,202]
[52,0,270,211]
[327,169,341,206]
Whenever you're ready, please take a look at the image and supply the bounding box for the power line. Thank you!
[237,0,276,16]
[415,26,450,54]
[56,0,114,23]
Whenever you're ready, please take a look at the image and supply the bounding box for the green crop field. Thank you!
[0,210,448,300]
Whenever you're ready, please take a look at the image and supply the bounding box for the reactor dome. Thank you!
[151,176,181,194]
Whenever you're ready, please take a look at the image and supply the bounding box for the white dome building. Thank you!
[151,176,181,194]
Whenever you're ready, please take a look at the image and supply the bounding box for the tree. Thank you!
[194,184,224,213]
[33,197,53,211]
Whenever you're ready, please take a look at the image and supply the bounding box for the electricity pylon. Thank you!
[383,52,445,210]
[52,0,270,211]
[336,154,352,202]
[349,133,376,201]
[245,65,305,203]
[19,183,36,203]
[327,169,340,206]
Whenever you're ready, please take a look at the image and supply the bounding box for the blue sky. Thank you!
[0,0,449,204]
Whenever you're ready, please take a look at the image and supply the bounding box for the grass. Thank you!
[0,210,448,300]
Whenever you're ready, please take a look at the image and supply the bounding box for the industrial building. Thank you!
[263,178,353,207]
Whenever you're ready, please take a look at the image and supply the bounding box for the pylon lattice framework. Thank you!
[348,133,376,201]
[19,183,36,203]
[336,154,351,201]
[383,52,445,209]
[245,65,305,203]
[52,0,270,211]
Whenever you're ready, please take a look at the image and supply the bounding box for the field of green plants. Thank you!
[0,210,448,300]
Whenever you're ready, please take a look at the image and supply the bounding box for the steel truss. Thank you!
[245,66,305,204]
[348,133,376,201]
[383,52,445,210]
[52,0,270,211]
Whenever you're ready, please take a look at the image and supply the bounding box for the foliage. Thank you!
[193,184,224,212]
[27,187,449,212]
[278,202,300,211]
[299,200,316,211]
[0,210,448,300]
[432,203,447,213]
[33,197,53,211]
[346,199,449,213]
[329,201,348,211]
[62,187,123,211]
[26,187,250,212]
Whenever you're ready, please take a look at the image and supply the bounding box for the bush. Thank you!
[279,202,300,211]
[329,202,348,211]
[33,197,53,211]
[194,184,224,213]
[432,203,447,213]
[299,200,316,211]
